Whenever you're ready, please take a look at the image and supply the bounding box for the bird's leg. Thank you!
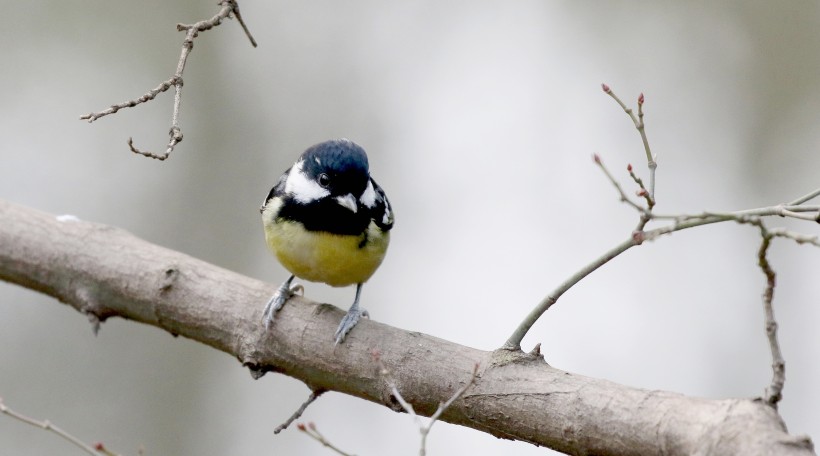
[263,274,302,329]
[334,283,369,345]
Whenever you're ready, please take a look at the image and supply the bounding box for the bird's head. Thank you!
[284,139,373,213]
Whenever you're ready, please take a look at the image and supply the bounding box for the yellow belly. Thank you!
[264,219,389,287]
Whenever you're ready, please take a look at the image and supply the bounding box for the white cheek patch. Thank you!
[360,180,377,208]
[285,160,329,203]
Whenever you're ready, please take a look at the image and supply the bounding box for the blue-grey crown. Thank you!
[301,139,370,196]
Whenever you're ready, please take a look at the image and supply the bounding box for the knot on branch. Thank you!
[159,266,179,293]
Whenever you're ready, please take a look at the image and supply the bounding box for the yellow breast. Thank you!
[264,218,389,287]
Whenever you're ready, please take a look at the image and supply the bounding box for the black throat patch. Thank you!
[277,198,371,236]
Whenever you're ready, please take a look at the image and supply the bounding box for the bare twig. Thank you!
[522,119,811,408]
[418,364,480,455]
[80,0,256,160]
[593,154,648,215]
[0,397,117,456]
[769,227,820,247]
[297,422,355,456]
[273,389,325,434]
[80,78,180,123]
[628,163,655,210]
[641,205,820,226]
[602,84,657,199]
[376,355,479,456]
[505,86,819,351]
[594,154,655,232]
[229,0,257,47]
[94,442,128,456]
[504,236,640,349]
[755,227,785,406]
[788,187,820,205]
[504,191,820,350]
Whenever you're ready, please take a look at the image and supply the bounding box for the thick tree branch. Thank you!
[0,199,814,456]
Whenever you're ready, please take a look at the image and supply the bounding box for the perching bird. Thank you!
[260,139,393,344]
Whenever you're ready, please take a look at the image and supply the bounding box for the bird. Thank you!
[260,139,393,344]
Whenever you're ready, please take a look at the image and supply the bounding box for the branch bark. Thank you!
[0,199,814,456]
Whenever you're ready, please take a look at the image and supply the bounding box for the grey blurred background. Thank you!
[2,1,819,455]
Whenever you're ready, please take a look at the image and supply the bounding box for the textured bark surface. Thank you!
[0,199,814,456]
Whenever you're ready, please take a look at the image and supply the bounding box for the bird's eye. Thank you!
[318,173,331,188]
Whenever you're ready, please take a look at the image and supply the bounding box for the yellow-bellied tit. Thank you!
[260,139,394,344]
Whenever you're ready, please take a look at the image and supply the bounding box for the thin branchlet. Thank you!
[79,0,256,160]
[505,85,818,410]
[297,422,355,456]
[755,226,785,406]
[372,352,479,456]
[602,85,657,200]
[0,397,120,456]
[274,389,325,434]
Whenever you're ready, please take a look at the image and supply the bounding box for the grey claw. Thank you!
[263,278,301,329]
[334,307,367,345]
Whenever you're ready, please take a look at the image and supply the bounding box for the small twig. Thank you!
[602,84,657,200]
[80,0,256,160]
[80,77,180,123]
[504,236,639,350]
[676,206,820,222]
[230,0,258,47]
[787,187,820,205]
[754,227,785,406]
[593,154,648,214]
[643,205,820,224]
[273,389,325,434]
[297,422,355,456]
[504,187,820,350]
[781,209,819,221]
[522,149,804,402]
[504,86,817,351]
[769,227,820,247]
[419,364,480,455]
[596,157,655,231]
[94,442,126,456]
[375,354,479,456]
[0,397,117,456]
[627,163,655,210]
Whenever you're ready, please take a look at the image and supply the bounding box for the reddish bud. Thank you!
[636,189,647,197]
[601,83,611,93]
[94,442,105,451]
[593,153,601,164]
[627,164,633,172]
[638,93,645,105]
[296,423,307,431]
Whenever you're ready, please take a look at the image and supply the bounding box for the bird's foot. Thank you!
[334,307,369,345]
[262,279,303,329]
